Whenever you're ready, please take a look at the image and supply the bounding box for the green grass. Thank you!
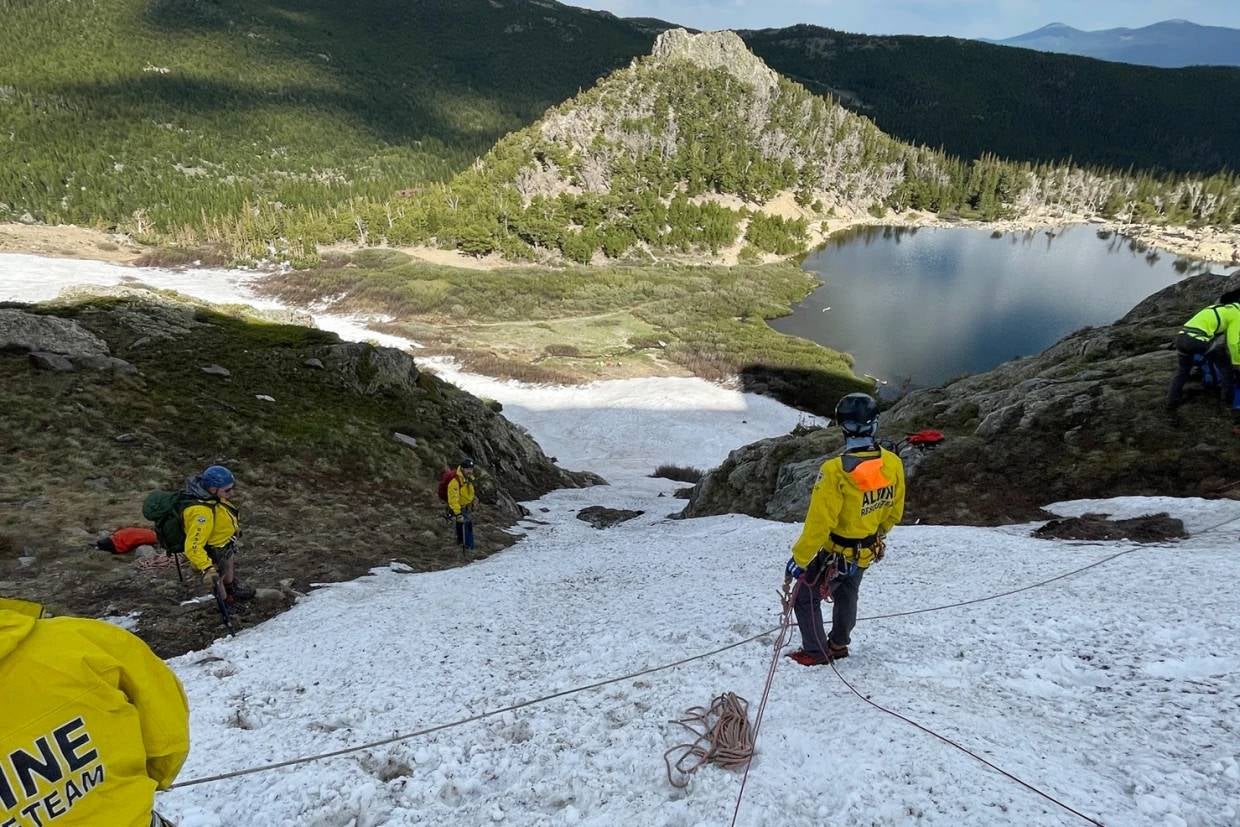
[257,253,869,391]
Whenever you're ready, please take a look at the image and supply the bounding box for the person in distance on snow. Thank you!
[446,457,478,552]
[783,393,906,665]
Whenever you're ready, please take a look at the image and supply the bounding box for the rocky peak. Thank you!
[648,28,779,95]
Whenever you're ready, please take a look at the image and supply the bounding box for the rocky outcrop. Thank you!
[685,271,1240,525]
[0,293,600,657]
[649,29,779,96]
[0,308,109,357]
[0,308,136,373]
[684,428,841,521]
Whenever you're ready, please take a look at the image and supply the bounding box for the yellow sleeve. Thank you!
[447,477,462,515]
[790,463,842,568]
[182,504,214,571]
[879,454,907,536]
[1227,319,1240,365]
[77,621,190,789]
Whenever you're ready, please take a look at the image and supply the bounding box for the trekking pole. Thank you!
[212,578,237,636]
[173,551,184,584]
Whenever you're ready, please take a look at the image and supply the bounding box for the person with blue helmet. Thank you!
[182,465,254,603]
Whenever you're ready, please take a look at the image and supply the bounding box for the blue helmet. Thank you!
[201,465,235,490]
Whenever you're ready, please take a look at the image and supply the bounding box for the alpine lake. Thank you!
[772,224,1213,395]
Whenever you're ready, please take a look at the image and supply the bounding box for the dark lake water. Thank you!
[771,224,1211,391]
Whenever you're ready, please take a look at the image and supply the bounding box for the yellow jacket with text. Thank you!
[447,469,476,516]
[0,598,189,827]
[791,447,906,569]
[181,498,239,572]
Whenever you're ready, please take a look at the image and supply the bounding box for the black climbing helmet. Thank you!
[834,393,879,437]
[460,457,476,470]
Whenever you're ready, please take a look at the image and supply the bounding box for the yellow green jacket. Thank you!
[0,599,189,827]
[1181,303,1240,343]
[1228,311,1240,365]
[181,498,239,572]
[791,447,906,569]
[447,469,476,516]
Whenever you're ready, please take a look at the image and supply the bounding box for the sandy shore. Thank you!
[3,208,1236,272]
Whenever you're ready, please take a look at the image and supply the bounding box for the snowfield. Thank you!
[3,254,1239,826]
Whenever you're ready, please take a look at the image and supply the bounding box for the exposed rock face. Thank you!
[685,272,1240,525]
[0,309,109,357]
[649,29,779,96]
[684,428,841,521]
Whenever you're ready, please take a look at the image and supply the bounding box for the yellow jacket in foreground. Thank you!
[181,497,239,572]
[447,469,476,516]
[0,598,189,827]
[791,447,906,569]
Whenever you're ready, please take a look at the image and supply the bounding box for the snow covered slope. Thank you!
[4,254,1238,825]
[157,488,1239,826]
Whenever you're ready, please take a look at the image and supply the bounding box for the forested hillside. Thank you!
[0,0,665,234]
[742,25,1240,174]
[382,31,1239,264]
[2,1,1238,256]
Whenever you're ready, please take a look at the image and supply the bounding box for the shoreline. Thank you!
[2,211,1236,271]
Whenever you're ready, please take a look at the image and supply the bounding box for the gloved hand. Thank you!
[202,566,220,589]
[784,558,805,581]
[454,513,465,524]
[873,536,887,562]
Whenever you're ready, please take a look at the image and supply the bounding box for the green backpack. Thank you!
[142,491,199,555]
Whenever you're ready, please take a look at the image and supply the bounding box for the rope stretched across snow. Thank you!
[170,512,1240,803]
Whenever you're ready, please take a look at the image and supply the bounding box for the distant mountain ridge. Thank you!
[989,19,1240,67]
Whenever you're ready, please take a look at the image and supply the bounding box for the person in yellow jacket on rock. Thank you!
[447,458,477,552]
[0,597,189,827]
[783,393,906,666]
[181,465,253,602]
[1167,287,1240,419]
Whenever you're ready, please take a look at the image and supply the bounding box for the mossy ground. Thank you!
[260,251,872,400]
[0,297,554,656]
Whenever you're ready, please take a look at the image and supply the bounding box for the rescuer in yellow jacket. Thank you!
[181,465,253,601]
[0,597,189,827]
[1167,288,1240,416]
[447,458,478,552]
[784,393,906,666]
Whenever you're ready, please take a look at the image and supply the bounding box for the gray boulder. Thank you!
[28,352,75,372]
[576,507,644,529]
[0,309,109,357]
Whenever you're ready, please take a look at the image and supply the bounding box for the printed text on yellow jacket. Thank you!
[0,599,189,826]
[791,447,906,569]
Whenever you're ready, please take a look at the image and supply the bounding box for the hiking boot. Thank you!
[826,643,849,662]
[785,649,828,666]
[225,581,256,601]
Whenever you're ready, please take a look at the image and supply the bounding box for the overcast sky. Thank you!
[569,1,1240,39]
